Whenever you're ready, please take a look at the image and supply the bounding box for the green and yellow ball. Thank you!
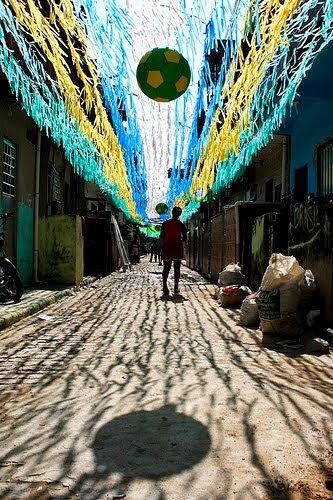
[156,202,168,215]
[136,48,191,102]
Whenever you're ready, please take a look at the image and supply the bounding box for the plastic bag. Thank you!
[260,253,305,291]
[238,295,259,326]
[218,262,247,287]
[219,285,252,308]
[256,254,305,336]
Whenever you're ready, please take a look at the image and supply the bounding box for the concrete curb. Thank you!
[0,276,97,331]
[0,290,70,330]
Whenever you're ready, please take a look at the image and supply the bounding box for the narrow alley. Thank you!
[0,258,332,500]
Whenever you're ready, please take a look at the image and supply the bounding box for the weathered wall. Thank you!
[185,230,197,271]
[254,135,286,201]
[39,215,83,287]
[250,211,289,291]
[201,231,210,275]
[250,215,266,290]
[0,92,36,282]
[289,199,333,323]
[280,42,333,195]
[289,100,333,195]
[16,202,34,285]
[229,135,287,204]
[189,203,288,290]
[209,214,224,283]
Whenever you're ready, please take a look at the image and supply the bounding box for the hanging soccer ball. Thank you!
[155,202,168,215]
[136,48,191,102]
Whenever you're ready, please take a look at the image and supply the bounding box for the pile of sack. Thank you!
[216,255,320,335]
[216,263,252,308]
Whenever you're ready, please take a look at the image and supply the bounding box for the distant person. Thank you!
[150,239,159,263]
[155,238,162,266]
[160,206,187,295]
[130,237,140,264]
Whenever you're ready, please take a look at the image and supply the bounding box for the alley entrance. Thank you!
[0,258,333,499]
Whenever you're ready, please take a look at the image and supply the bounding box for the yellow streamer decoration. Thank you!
[190,0,302,200]
[4,0,139,220]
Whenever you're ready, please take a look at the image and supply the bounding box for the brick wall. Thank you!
[254,135,287,202]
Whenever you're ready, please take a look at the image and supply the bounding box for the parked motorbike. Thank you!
[0,211,23,302]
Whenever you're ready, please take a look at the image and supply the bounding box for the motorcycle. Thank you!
[0,211,23,302]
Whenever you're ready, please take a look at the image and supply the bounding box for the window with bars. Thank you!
[2,138,16,198]
[318,141,333,196]
[47,164,61,203]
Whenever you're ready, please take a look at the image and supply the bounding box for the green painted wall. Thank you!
[39,215,83,287]
[17,202,34,285]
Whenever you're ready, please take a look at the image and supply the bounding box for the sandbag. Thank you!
[256,276,304,336]
[218,263,247,287]
[256,254,307,336]
[260,253,305,292]
[238,294,259,326]
[219,285,252,308]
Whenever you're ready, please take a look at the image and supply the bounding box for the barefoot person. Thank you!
[160,206,187,295]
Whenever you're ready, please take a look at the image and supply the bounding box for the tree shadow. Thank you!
[0,265,332,499]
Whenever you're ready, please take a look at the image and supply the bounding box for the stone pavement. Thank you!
[0,278,97,331]
[0,257,333,500]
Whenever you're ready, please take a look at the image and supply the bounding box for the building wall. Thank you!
[229,135,288,204]
[250,211,289,291]
[289,199,333,324]
[38,215,83,287]
[85,182,104,199]
[17,202,34,286]
[189,202,288,289]
[0,96,37,284]
[280,40,333,196]
[282,43,333,323]
[289,99,333,195]
[209,214,224,283]
[254,135,287,202]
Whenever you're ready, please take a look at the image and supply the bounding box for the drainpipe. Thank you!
[281,136,288,197]
[33,130,41,282]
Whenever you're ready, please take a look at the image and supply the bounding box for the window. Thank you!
[318,141,333,195]
[47,164,61,203]
[275,184,282,202]
[2,138,16,198]
[265,179,274,202]
[294,165,308,203]
[250,184,258,201]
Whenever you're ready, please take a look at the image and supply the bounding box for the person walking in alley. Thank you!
[155,237,162,266]
[130,237,140,264]
[149,239,159,263]
[160,206,187,295]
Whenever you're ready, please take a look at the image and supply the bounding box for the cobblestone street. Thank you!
[0,258,333,499]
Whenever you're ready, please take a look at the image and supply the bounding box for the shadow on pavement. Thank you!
[0,260,332,499]
[69,405,211,497]
[93,406,210,478]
